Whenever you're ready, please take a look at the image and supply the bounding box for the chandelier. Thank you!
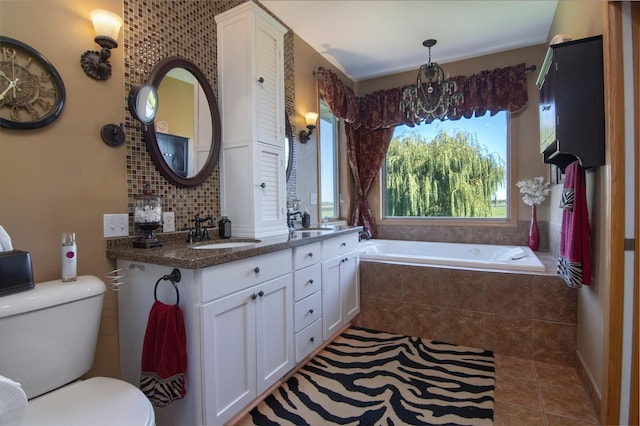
[401,39,463,123]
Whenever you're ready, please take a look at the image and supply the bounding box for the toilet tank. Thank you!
[0,276,106,399]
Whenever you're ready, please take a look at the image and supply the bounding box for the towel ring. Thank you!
[154,268,181,306]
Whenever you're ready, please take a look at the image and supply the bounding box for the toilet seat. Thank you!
[22,377,155,426]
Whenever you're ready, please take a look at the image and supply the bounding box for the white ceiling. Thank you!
[260,0,558,82]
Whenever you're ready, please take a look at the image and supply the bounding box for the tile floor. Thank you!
[493,354,600,425]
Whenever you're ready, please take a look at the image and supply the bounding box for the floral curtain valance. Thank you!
[320,63,529,129]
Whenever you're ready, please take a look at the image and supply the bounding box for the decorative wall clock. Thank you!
[0,36,66,129]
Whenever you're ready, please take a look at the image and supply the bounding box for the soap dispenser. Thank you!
[218,216,231,239]
[302,208,311,229]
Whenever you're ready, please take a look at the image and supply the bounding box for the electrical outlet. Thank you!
[103,214,128,238]
[310,193,318,205]
[163,212,175,232]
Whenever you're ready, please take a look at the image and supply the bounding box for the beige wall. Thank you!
[0,0,125,378]
[546,0,605,397]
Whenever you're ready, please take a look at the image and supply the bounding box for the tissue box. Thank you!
[0,250,34,297]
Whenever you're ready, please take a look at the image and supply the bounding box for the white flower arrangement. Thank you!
[515,176,550,206]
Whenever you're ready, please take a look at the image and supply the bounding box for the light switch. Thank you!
[163,212,175,232]
[103,214,128,238]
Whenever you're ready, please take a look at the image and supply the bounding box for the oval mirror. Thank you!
[285,113,294,181]
[138,57,221,188]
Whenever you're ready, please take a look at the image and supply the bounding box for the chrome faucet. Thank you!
[287,211,302,229]
[358,228,372,241]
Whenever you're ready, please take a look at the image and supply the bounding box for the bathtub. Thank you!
[359,239,546,273]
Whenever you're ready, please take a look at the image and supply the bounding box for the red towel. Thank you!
[140,301,187,407]
[557,161,592,287]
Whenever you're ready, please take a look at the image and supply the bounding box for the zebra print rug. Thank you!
[239,327,495,425]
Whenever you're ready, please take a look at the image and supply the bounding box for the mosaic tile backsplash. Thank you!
[123,0,296,233]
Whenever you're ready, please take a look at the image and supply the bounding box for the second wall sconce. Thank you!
[81,9,123,81]
[299,112,318,143]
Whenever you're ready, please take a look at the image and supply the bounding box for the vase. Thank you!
[528,204,540,251]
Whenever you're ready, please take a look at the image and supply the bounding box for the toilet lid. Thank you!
[22,377,155,426]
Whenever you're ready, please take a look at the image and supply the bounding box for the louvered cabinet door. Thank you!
[255,143,285,229]
[255,16,283,149]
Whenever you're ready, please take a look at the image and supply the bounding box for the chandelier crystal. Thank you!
[401,39,463,123]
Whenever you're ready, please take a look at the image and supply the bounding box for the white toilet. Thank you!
[0,275,155,425]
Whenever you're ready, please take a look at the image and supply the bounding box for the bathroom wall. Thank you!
[0,0,125,378]
[545,0,606,411]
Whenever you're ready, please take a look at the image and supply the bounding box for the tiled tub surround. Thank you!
[353,260,577,366]
[376,220,549,250]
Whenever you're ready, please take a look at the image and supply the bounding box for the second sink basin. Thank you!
[192,241,260,249]
[292,228,334,237]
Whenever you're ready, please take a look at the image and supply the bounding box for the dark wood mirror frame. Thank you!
[142,56,221,188]
[285,113,294,181]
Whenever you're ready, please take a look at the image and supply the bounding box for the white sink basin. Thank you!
[192,241,259,249]
[292,229,334,237]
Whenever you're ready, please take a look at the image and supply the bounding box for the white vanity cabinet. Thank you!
[200,249,293,426]
[114,230,360,426]
[216,2,288,239]
[292,242,323,362]
[321,233,360,340]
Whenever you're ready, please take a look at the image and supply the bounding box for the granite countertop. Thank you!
[106,225,362,269]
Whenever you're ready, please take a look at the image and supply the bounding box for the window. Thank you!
[318,97,339,220]
[383,111,509,219]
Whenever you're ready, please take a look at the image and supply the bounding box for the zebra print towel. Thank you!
[240,327,495,425]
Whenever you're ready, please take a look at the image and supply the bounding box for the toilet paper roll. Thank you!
[0,374,28,426]
[0,225,13,251]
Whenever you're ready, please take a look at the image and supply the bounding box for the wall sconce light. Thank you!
[299,112,318,143]
[80,9,123,81]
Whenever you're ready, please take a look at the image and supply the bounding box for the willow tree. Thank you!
[385,130,505,217]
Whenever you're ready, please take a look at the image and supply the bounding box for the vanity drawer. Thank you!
[294,291,321,332]
[201,249,292,302]
[293,242,322,270]
[321,233,359,261]
[295,318,322,363]
[293,263,321,301]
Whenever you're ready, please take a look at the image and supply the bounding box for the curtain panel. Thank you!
[320,65,528,235]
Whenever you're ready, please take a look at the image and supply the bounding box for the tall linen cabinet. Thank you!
[216,2,288,239]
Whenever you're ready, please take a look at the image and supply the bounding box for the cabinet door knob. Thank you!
[542,104,551,111]
[308,279,313,285]
[258,290,264,297]
[251,293,258,300]
[258,77,264,83]
[308,252,313,257]
[340,242,346,247]
[258,182,266,188]
[308,309,314,314]
[310,337,315,343]
[253,267,260,273]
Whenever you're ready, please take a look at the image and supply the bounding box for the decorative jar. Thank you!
[133,182,164,248]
